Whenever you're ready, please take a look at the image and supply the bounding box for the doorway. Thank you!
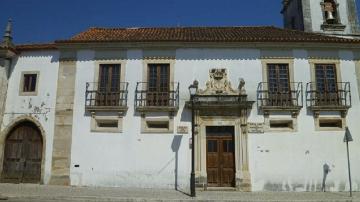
[206,126,235,187]
[1,121,43,183]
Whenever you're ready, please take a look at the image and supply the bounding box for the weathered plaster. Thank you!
[0,59,9,130]
[1,51,59,184]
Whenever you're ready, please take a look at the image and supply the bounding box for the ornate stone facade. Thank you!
[192,68,253,191]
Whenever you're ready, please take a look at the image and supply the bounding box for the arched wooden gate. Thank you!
[1,121,43,183]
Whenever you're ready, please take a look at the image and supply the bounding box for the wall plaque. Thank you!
[248,122,265,133]
[177,126,189,134]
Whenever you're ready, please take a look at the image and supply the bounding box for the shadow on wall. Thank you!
[180,105,191,123]
[171,135,182,191]
[262,163,352,192]
[322,163,331,192]
[171,134,191,196]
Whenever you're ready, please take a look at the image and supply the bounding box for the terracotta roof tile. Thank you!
[16,43,57,51]
[55,26,360,44]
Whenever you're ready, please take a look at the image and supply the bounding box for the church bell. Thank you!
[326,11,335,22]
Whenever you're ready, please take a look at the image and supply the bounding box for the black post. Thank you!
[190,95,196,197]
[346,141,352,197]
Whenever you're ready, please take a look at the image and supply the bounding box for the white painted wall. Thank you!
[70,50,191,189]
[249,50,360,191]
[3,47,360,192]
[1,51,59,184]
[69,47,360,191]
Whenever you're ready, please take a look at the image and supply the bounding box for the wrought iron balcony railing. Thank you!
[257,82,303,110]
[306,82,351,109]
[85,82,129,110]
[135,82,179,111]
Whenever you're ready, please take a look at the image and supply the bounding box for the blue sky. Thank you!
[0,0,359,44]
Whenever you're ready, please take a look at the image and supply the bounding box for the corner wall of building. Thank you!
[0,58,10,130]
[1,51,59,184]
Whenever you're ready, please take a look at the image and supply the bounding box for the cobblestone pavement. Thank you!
[0,183,359,202]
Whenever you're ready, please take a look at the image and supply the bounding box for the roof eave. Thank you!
[54,41,360,50]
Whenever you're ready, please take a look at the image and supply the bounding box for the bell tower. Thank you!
[282,0,360,36]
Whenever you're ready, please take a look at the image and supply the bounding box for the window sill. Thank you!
[136,106,178,113]
[321,23,346,31]
[86,106,128,113]
[91,128,122,133]
[19,92,38,96]
[315,128,344,132]
[141,130,174,134]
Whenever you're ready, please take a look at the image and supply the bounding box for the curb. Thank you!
[6,196,359,202]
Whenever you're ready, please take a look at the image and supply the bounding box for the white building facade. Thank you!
[1,1,360,192]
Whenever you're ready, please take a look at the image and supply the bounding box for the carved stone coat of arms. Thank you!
[198,68,246,95]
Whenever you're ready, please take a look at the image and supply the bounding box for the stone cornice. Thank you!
[55,41,360,50]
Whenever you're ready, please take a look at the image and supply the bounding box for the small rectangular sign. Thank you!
[177,126,189,134]
[248,122,265,133]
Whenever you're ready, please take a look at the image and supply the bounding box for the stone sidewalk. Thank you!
[0,183,358,202]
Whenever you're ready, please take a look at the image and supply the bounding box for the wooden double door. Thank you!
[1,122,43,183]
[206,126,235,187]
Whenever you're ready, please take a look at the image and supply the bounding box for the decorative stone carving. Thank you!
[198,68,246,95]
[238,78,246,94]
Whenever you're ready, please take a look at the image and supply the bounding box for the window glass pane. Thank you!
[207,140,218,152]
[206,126,234,135]
[223,140,234,153]
[160,64,169,92]
[267,64,290,93]
[23,74,37,92]
[148,64,158,91]
[110,65,120,91]
[315,64,337,93]
[30,75,37,91]
[99,64,121,92]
